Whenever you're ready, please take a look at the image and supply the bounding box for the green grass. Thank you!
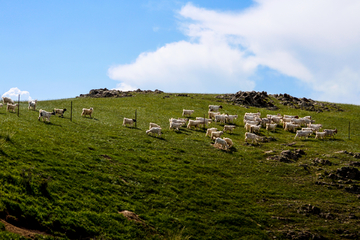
[0,93,359,239]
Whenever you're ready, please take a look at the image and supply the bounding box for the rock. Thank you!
[78,88,163,98]
[336,167,360,180]
[215,91,277,109]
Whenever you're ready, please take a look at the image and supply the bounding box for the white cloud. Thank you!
[109,0,360,104]
[2,87,32,101]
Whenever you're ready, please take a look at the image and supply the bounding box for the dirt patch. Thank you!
[267,149,305,163]
[119,210,146,225]
[0,219,50,239]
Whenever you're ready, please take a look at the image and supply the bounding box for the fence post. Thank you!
[17,94,20,117]
[203,114,206,131]
[349,121,350,140]
[70,101,73,122]
[135,109,137,128]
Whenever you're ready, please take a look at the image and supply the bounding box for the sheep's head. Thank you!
[63,108,67,112]
[133,119,136,122]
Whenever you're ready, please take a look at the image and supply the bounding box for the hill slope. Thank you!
[0,92,359,239]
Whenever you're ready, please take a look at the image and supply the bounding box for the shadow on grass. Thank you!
[147,135,167,141]
[40,122,62,127]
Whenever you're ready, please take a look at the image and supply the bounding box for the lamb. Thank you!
[208,111,220,119]
[266,123,277,132]
[169,121,183,131]
[54,108,67,117]
[208,105,223,112]
[294,130,313,139]
[187,120,202,129]
[223,137,233,148]
[206,127,218,137]
[182,109,194,117]
[38,109,55,122]
[214,137,229,150]
[149,123,161,129]
[315,131,326,139]
[6,103,18,112]
[146,127,162,136]
[123,117,136,127]
[324,129,338,138]
[284,123,300,132]
[223,125,236,133]
[2,96,14,104]
[245,132,261,144]
[81,107,93,117]
[28,100,37,110]
[210,130,224,140]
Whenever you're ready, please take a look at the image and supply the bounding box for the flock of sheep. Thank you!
[1,96,338,151]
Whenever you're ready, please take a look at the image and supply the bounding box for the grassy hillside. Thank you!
[0,93,359,239]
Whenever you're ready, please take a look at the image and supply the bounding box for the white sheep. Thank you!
[54,108,67,117]
[284,123,300,132]
[226,115,238,123]
[182,109,194,117]
[223,137,233,148]
[169,122,183,131]
[266,123,277,132]
[123,117,136,127]
[208,105,223,112]
[149,123,161,129]
[324,129,337,138]
[28,100,37,110]
[250,125,261,133]
[0,103,2,108]
[294,130,313,139]
[169,118,187,126]
[223,125,236,133]
[307,124,322,132]
[315,131,326,139]
[2,97,14,104]
[245,132,261,144]
[244,115,261,123]
[6,103,18,112]
[260,117,271,127]
[81,107,93,117]
[38,109,55,122]
[196,117,212,125]
[206,127,218,137]
[146,127,162,136]
[187,120,202,129]
[208,111,220,119]
[215,114,227,124]
[214,137,229,150]
[210,130,224,140]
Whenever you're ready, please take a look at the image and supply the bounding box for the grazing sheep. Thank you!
[250,125,261,133]
[324,129,337,138]
[270,116,282,124]
[208,111,220,119]
[208,105,223,112]
[123,117,136,127]
[38,109,55,122]
[245,132,261,144]
[2,97,14,104]
[266,123,277,132]
[223,125,236,133]
[226,115,238,123]
[6,103,18,112]
[284,123,300,132]
[28,100,37,110]
[210,130,224,140]
[182,109,194,117]
[294,130,313,139]
[223,137,233,148]
[260,117,271,127]
[315,131,326,139]
[206,127,218,137]
[54,108,67,117]
[196,117,212,126]
[214,137,229,150]
[307,124,322,132]
[169,121,183,131]
[81,107,93,117]
[169,118,187,126]
[187,120,202,129]
[146,127,162,136]
[215,114,227,124]
[149,123,161,129]
[244,115,261,123]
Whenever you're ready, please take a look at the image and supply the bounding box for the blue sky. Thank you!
[1,0,360,104]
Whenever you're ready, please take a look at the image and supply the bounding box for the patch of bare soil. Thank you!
[0,219,51,239]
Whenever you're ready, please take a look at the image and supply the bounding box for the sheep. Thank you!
[244,115,261,123]
[324,129,338,138]
[208,105,223,112]
[223,125,236,133]
[0,103,2,108]
[294,130,313,139]
[307,124,322,132]
[270,116,282,124]
[244,120,260,126]
[2,97,14,104]
[315,131,326,139]
[182,109,194,117]
[206,127,218,137]
[267,113,282,118]
[6,103,18,112]
[266,123,277,132]
[81,107,93,117]
[245,112,261,117]
[149,123,161,129]
[208,111,220,119]
[123,117,136,127]
[260,117,271,127]
[214,137,229,150]
[169,121,183,131]
[28,100,37,110]
[210,130,224,140]
[226,115,238,123]
[291,118,306,126]
[301,128,315,133]
[169,118,187,126]
[245,132,261,144]
[250,125,261,133]
[196,117,212,126]
[223,137,233,148]
[38,109,55,122]
[244,123,256,132]
[187,120,202,129]
[284,115,299,119]
[302,117,315,125]
[284,123,300,132]
[54,108,67,117]
[146,127,162,136]
[215,114,227,124]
